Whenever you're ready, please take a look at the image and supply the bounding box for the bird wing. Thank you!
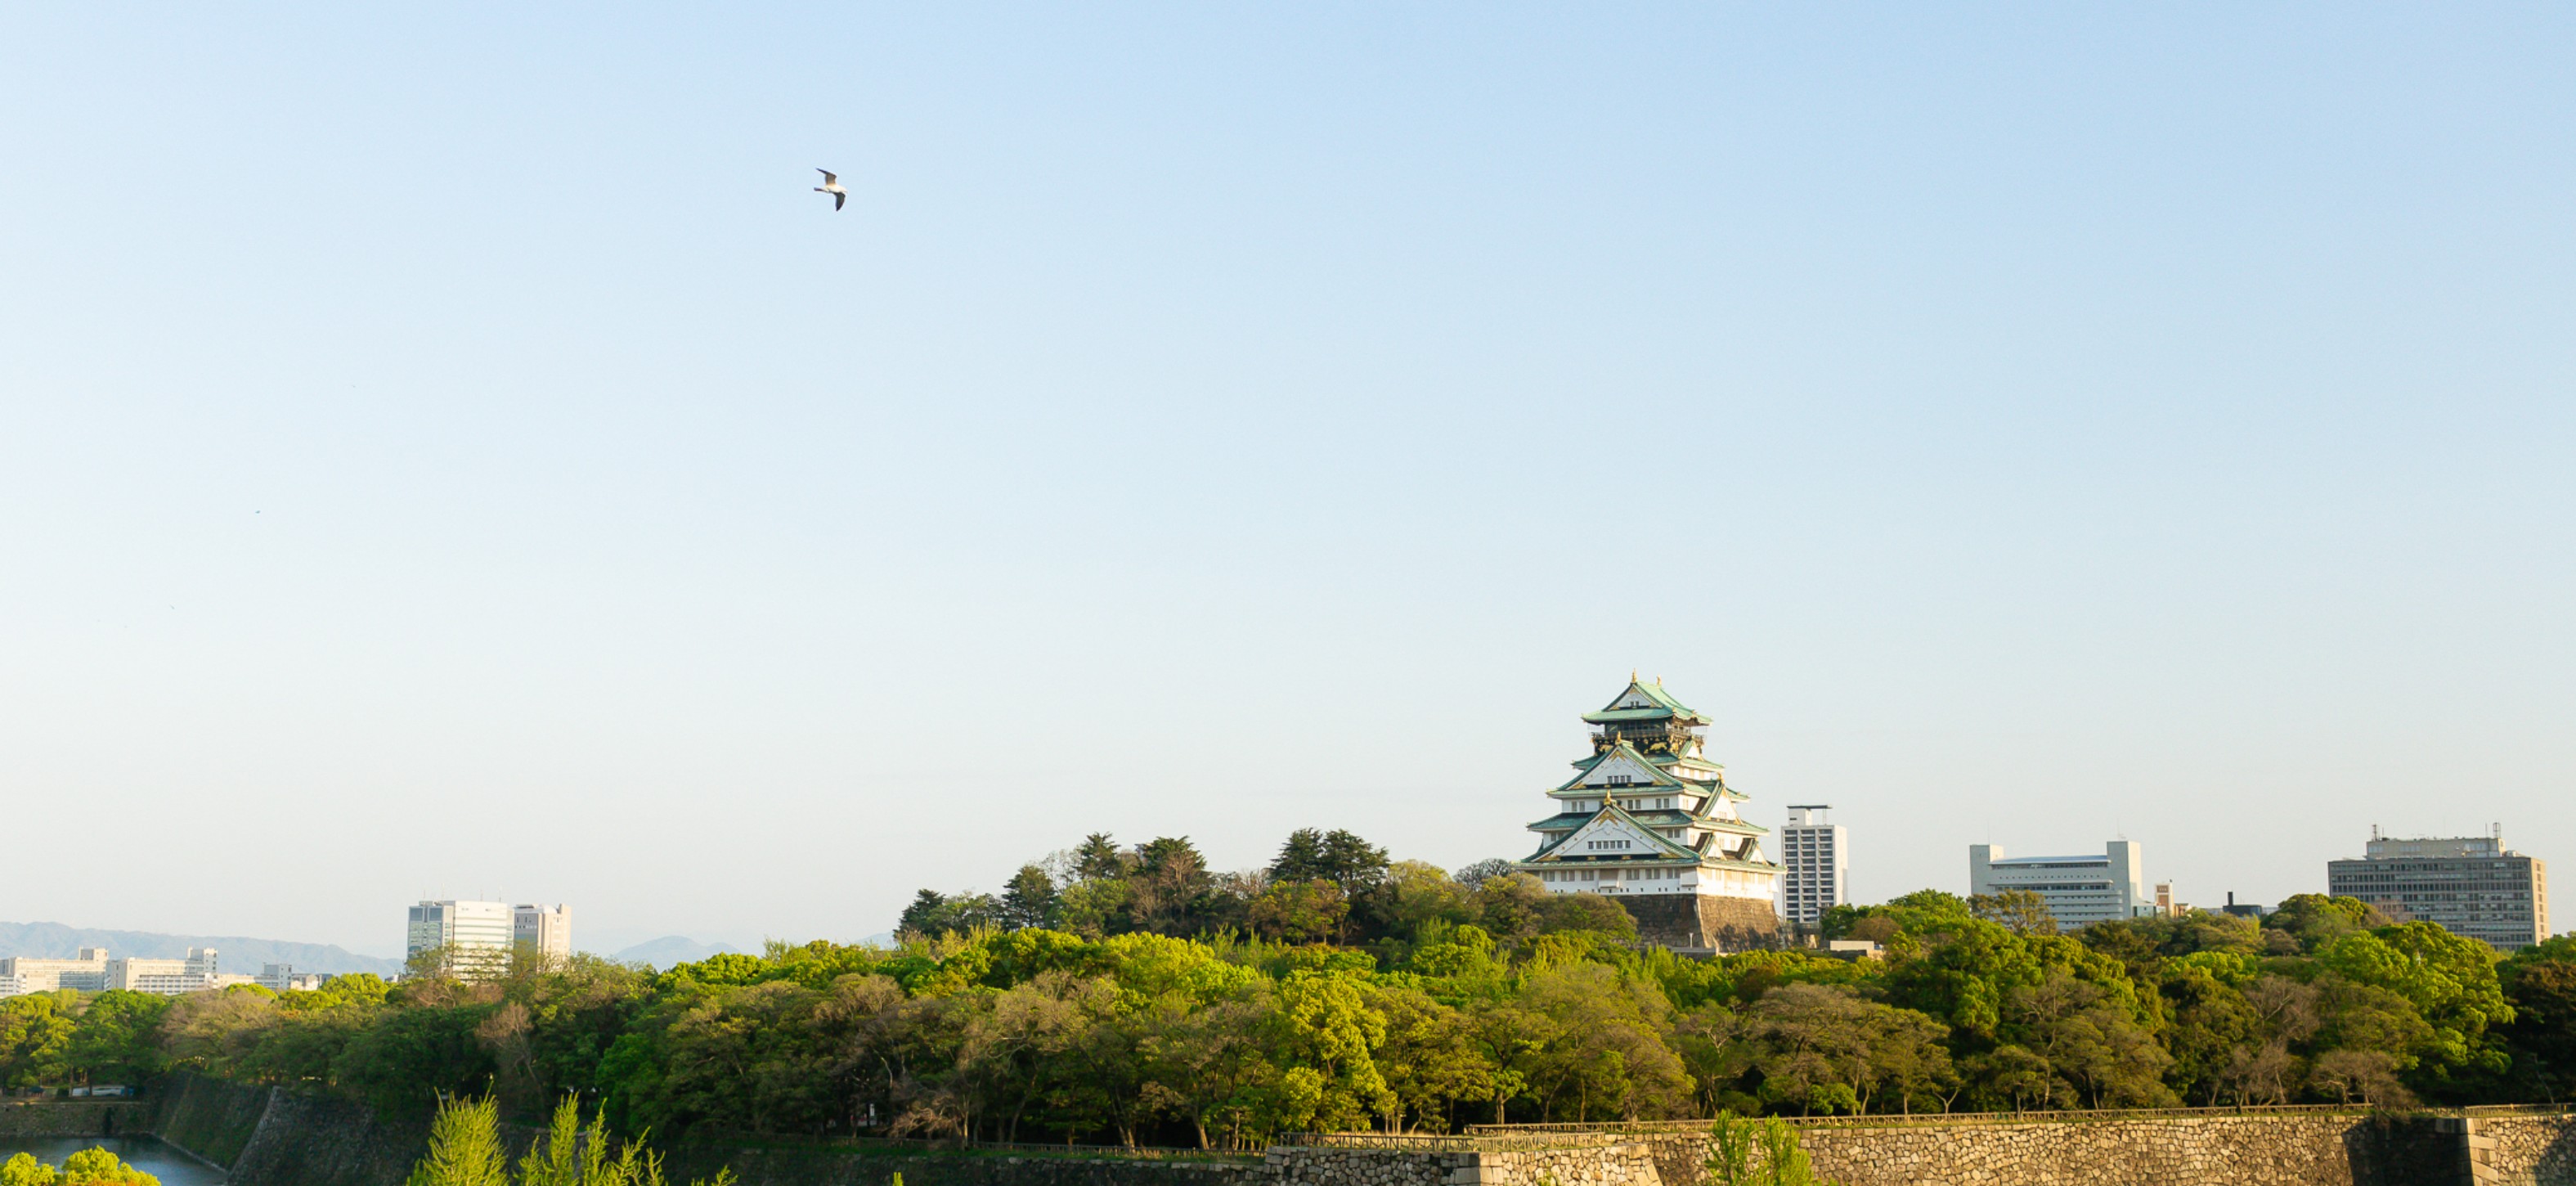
[817,168,837,184]
[833,191,845,210]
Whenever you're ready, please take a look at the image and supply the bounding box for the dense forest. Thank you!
[4,829,2575,1151]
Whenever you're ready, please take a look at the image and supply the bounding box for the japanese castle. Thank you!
[1515,677,1784,947]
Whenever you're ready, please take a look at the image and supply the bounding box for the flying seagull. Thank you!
[815,168,846,211]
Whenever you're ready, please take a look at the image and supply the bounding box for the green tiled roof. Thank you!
[1547,782,1748,806]
[1551,740,1690,793]
[1582,708,1678,723]
[1523,797,1708,861]
[1579,679,1712,726]
[1514,851,1782,874]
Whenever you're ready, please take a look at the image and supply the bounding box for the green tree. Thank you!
[999,865,1062,931]
[1129,838,1216,937]
[952,972,1101,1141]
[1137,980,1281,1149]
[1465,873,1551,945]
[2317,922,2512,1091]
[1072,833,1128,881]
[512,955,652,1116]
[2500,943,2576,1100]
[1968,891,2058,937]
[1246,880,1349,945]
[1531,893,1639,941]
[2156,966,2261,1104]
[160,986,287,1078]
[0,993,76,1088]
[1873,890,1977,939]
[899,890,1001,939]
[61,991,172,1083]
[1739,984,1952,1116]
[0,1148,159,1186]
[412,1092,735,1186]
[1367,986,1500,1133]
[1367,861,1478,946]
[407,1094,510,1186]
[1268,971,1393,1132]
[1507,964,1690,1121]
[1703,1114,1841,1186]
[2265,895,2393,955]
[56,1148,159,1186]
[1268,829,1391,900]
[1998,973,2176,1108]
[334,1006,502,1115]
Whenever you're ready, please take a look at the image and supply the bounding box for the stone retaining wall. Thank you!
[2480,1116,2576,1185]
[126,1071,2576,1186]
[1795,1115,2374,1186]
[657,1149,1265,1186]
[1458,1143,1663,1186]
[1268,1143,1664,1186]
[225,1086,437,1186]
[153,1072,278,1169]
[0,1101,154,1139]
[1470,1113,2576,1186]
[1613,896,1779,953]
[1268,1147,1450,1186]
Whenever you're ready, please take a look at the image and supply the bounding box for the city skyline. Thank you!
[5,7,2574,957]
[2,795,2556,962]
[0,691,2563,959]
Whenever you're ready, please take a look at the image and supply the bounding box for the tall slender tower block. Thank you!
[1779,806,1850,928]
[1515,678,1783,950]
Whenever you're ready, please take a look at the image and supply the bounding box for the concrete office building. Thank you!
[1,949,254,996]
[2327,831,2551,952]
[0,949,111,996]
[407,900,517,977]
[514,903,572,963]
[258,964,326,992]
[1778,806,1850,928]
[1968,841,2147,928]
[109,949,254,994]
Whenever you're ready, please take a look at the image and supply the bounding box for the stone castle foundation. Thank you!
[1613,893,1780,952]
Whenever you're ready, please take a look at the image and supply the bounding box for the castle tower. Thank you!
[1515,677,1783,950]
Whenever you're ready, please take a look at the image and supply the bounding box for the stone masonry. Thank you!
[1268,1143,1660,1186]
[1614,896,1779,953]
[1466,1112,2576,1186]
[2479,1115,2576,1186]
[131,1071,2576,1186]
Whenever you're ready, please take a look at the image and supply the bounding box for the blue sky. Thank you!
[4,6,2571,955]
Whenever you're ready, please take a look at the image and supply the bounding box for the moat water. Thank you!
[0,1136,224,1184]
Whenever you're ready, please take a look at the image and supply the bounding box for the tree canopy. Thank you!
[2,828,2561,1150]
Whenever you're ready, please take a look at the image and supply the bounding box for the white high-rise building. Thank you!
[1968,842,2147,928]
[1779,806,1849,928]
[514,903,572,963]
[407,900,516,977]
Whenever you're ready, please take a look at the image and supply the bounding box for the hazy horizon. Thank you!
[6,6,2572,957]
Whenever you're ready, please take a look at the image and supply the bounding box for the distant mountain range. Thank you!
[608,936,742,969]
[0,921,402,977]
